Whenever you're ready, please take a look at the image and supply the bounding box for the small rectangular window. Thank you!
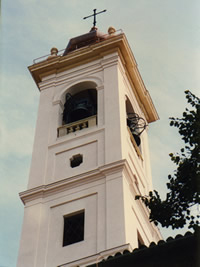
[63,210,84,247]
[70,154,83,168]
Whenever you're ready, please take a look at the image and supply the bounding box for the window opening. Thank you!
[63,89,97,125]
[127,113,147,147]
[125,98,147,148]
[63,211,85,247]
[70,154,83,168]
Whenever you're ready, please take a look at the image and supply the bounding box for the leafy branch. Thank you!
[136,91,200,230]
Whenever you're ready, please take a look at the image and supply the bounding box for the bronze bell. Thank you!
[63,90,97,124]
[127,113,147,147]
[69,99,93,122]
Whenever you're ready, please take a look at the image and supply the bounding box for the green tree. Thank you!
[136,91,200,229]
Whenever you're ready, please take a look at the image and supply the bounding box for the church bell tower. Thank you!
[17,25,161,267]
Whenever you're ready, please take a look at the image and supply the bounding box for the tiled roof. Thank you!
[88,228,200,267]
[63,28,107,56]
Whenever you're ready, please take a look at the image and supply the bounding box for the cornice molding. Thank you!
[19,159,127,205]
[29,33,158,123]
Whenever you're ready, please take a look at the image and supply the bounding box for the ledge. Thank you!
[57,115,97,137]
[28,32,158,123]
[19,159,127,205]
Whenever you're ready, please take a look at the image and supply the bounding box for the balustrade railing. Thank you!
[32,29,123,64]
[57,115,97,137]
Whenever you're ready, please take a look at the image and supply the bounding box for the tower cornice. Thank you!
[29,32,158,123]
[19,159,127,205]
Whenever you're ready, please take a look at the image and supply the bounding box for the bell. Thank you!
[63,91,97,124]
[69,102,92,122]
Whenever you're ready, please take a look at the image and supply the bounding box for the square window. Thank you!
[63,210,85,246]
[70,154,83,168]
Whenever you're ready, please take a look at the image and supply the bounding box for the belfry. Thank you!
[17,21,161,267]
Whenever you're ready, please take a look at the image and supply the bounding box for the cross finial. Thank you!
[83,9,107,27]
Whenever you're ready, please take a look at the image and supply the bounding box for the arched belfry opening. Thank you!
[63,89,97,125]
[126,97,147,150]
[58,82,98,137]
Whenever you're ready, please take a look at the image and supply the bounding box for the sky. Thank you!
[1,0,200,266]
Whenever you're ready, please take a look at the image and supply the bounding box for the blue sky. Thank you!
[1,1,200,266]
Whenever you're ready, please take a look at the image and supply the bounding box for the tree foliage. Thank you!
[136,91,200,229]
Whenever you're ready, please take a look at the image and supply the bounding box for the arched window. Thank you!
[63,89,97,125]
[57,83,97,137]
[126,97,147,152]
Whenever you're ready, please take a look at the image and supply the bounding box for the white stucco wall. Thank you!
[18,50,161,267]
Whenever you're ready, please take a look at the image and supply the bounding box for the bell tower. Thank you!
[17,26,161,267]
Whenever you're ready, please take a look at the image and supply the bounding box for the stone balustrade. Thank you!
[57,115,97,137]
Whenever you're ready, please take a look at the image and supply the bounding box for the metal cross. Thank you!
[83,9,107,27]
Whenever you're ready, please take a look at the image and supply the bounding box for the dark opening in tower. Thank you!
[126,97,147,148]
[63,89,97,125]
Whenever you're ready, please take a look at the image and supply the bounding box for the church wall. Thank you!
[122,172,139,248]
[28,87,54,189]
[116,59,154,195]
[46,192,98,266]
[27,52,125,189]
[18,167,130,267]
[105,172,126,249]
[45,129,104,184]
[122,170,161,247]
[141,129,154,191]
[17,203,43,266]
[102,53,123,165]
[18,34,162,266]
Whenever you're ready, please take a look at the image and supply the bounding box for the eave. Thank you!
[28,33,159,123]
